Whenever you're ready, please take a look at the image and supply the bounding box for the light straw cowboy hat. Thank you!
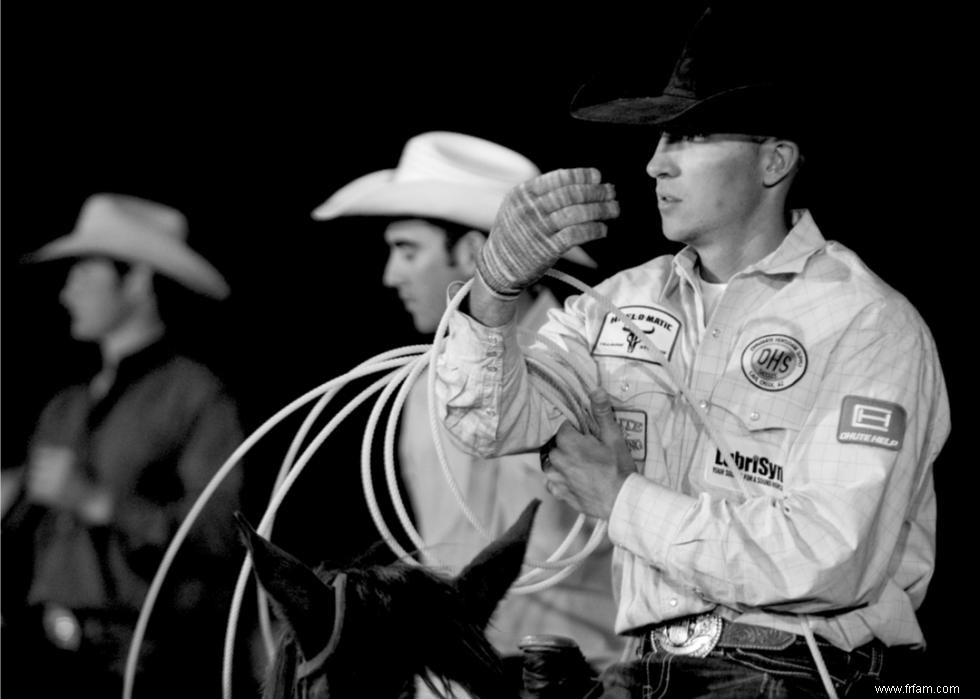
[312,131,597,268]
[27,193,230,299]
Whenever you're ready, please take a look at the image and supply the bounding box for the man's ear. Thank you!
[121,263,156,302]
[761,139,801,187]
[451,230,487,276]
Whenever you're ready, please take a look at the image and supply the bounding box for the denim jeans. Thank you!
[582,636,909,698]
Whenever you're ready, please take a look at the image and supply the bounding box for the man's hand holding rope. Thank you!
[540,389,637,520]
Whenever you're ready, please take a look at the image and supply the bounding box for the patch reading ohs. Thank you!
[741,334,808,392]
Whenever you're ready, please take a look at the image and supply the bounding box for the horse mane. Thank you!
[265,561,505,698]
[348,563,505,695]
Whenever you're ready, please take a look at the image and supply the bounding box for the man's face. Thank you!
[59,258,133,341]
[382,220,469,334]
[646,132,767,245]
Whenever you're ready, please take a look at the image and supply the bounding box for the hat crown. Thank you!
[664,6,784,99]
[28,193,229,299]
[393,132,539,191]
[78,193,188,242]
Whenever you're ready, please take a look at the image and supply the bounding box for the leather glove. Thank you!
[476,168,619,299]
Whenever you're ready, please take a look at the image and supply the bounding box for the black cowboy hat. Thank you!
[571,4,805,140]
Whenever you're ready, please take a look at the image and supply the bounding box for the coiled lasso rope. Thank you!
[123,273,606,699]
[124,268,836,699]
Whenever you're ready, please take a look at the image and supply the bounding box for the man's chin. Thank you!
[661,224,695,245]
[412,316,438,335]
[69,325,97,341]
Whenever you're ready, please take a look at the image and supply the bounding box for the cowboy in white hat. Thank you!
[26,193,229,359]
[3,194,244,697]
[314,131,595,333]
[312,132,622,691]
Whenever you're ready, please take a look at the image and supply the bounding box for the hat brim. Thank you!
[312,170,597,269]
[571,84,801,140]
[27,233,230,299]
[571,89,695,126]
[312,169,510,232]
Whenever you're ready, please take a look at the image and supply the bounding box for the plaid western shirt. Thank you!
[435,210,950,651]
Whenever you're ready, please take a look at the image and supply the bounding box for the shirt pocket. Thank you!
[690,387,808,496]
[708,380,811,453]
[596,356,675,396]
[596,357,677,467]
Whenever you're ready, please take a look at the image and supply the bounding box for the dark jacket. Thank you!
[25,339,243,622]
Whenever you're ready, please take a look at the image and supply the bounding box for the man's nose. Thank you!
[382,255,402,288]
[59,271,81,307]
[646,134,677,179]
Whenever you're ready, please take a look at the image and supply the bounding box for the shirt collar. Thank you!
[664,246,700,297]
[665,209,825,294]
[112,336,174,384]
[742,209,825,276]
[85,336,175,426]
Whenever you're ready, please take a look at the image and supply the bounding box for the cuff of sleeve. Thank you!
[445,310,498,362]
[608,472,698,567]
[437,311,517,453]
[446,308,519,363]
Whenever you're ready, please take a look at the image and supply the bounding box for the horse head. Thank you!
[235,499,541,698]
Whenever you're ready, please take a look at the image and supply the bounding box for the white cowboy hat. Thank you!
[312,131,597,268]
[27,193,230,299]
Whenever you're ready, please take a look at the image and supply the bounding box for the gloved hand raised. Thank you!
[476,168,619,299]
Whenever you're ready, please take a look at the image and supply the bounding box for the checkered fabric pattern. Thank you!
[435,210,950,651]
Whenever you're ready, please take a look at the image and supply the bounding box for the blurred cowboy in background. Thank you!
[2,194,246,698]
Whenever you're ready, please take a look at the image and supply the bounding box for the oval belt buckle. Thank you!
[652,613,723,657]
[42,604,82,651]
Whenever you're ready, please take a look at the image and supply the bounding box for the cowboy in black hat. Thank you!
[433,4,949,697]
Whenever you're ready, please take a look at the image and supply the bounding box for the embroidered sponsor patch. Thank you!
[613,409,647,462]
[836,395,906,451]
[707,447,785,491]
[740,334,808,392]
[592,305,681,365]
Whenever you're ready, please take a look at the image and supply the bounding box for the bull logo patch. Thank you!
[592,305,681,365]
[740,334,808,392]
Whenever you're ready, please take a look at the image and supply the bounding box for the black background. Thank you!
[3,3,967,687]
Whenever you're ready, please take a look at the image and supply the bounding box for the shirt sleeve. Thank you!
[607,302,950,615]
[435,294,601,458]
[114,388,244,558]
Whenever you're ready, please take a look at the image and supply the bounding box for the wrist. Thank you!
[603,470,631,519]
[474,259,522,301]
[77,485,113,525]
[470,272,521,328]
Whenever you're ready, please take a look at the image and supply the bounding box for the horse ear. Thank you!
[454,499,540,627]
[234,512,336,659]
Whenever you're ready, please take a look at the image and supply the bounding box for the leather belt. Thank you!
[646,613,796,657]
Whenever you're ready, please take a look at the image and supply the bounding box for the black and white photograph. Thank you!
[2,3,966,697]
